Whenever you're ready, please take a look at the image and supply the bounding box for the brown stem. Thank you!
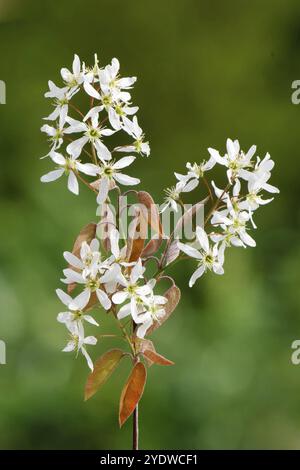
[132,405,139,450]
[76,173,98,194]
[69,103,85,119]
[204,182,231,226]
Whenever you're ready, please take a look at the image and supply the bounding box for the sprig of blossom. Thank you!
[41,56,279,442]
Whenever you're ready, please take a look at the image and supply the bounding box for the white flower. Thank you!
[61,262,112,311]
[99,58,136,102]
[211,200,256,247]
[63,239,101,278]
[96,156,140,204]
[135,294,167,338]
[175,157,216,192]
[178,226,225,287]
[63,322,97,371]
[44,81,78,122]
[56,288,99,328]
[160,182,185,213]
[83,57,136,104]
[108,102,139,131]
[41,106,68,153]
[112,259,154,322]
[65,111,115,160]
[117,116,150,157]
[61,54,84,90]
[238,174,277,214]
[40,151,98,195]
[208,138,256,182]
[239,153,279,193]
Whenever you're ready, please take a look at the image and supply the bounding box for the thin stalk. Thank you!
[132,405,139,450]
[76,173,98,194]
[132,321,139,451]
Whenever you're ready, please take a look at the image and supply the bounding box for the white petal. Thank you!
[62,268,84,284]
[76,162,99,176]
[68,171,79,195]
[182,178,199,193]
[71,289,90,310]
[83,81,101,99]
[262,182,280,194]
[56,288,72,306]
[196,226,210,252]
[110,228,120,258]
[113,156,135,170]
[50,152,66,165]
[108,108,121,130]
[136,319,152,339]
[189,265,205,287]
[84,315,99,327]
[57,312,72,323]
[96,288,111,310]
[177,242,201,260]
[72,54,81,75]
[95,141,111,161]
[85,335,98,346]
[208,148,226,165]
[67,136,89,158]
[63,340,76,352]
[81,347,94,371]
[40,169,64,182]
[240,231,256,247]
[112,290,128,304]
[63,251,84,269]
[117,303,131,320]
[113,173,140,186]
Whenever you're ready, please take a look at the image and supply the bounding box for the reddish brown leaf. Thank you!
[84,349,124,401]
[119,362,147,427]
[137,191,163,237]
[147,285,181,335]
[141,237,162,258]
[142,349,174,366]
[126,213,146,262]
[163,240,180,267]
[71,223,97,260]
[134,338,156,367]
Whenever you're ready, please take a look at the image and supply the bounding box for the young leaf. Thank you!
[84,349,124,401]
[147,285,181,335]
[142,349,174,366]
[137,191,163,237]
[126,213,146,262]
[163,240,180,267]
[71,223,97,259]
[141,237,163,258]
[119,362,147,427]
[134,338,156,367]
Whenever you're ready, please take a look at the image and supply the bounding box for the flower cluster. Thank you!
[56,230,166,369]
[41,54,150,198]
[164,138,279,286]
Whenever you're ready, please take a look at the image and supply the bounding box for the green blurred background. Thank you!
[0,0,299,450]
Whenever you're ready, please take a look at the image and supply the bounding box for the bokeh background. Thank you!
[0,0,299,450]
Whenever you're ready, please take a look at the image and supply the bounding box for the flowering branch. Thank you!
[40,53,279,449]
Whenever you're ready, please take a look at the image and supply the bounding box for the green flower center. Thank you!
[102,95,112,106]
[87,279,99,291]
